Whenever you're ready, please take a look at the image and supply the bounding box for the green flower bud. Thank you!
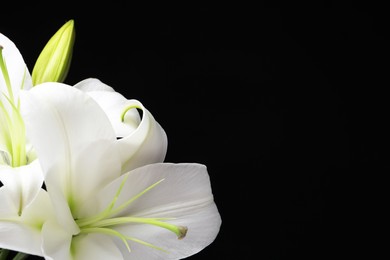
[32,19,75,85]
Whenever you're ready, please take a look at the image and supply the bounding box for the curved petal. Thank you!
[78,86,141,138]
[20,83,121,230]
[74,78,168,173]
[74,78,115,92]
[117,100,167,173]
[95,163,222,259]
[0,33,33,99]
[0,189,53,256]
[0,160,43,215]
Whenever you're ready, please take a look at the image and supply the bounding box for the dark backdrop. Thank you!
[1,6,387,260]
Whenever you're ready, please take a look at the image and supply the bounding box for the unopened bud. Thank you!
[32,19,75,85]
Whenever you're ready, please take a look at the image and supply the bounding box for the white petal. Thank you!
[72,233,124,260]
[0,33,33,99]
[0,186,17,217]
[115,203,221,260]
[79,89,141,138]
[74,78,115,92]
[100,163,216,216]
[0,222,42,256]
[0,189,53,256]
[96,163,222,259]
[20,83,121,229]
[42,223,124,260]
[74,78,167,172]
[41,220,73,260]
[117,100,168,172]
[0,160,43,215]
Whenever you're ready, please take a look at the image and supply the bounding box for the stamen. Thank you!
[107,173,130,213]
[0,46,28,167]
[0,46,15,102]
[75,174,131,227]
[75,175,188,253]
[109,178,165,217]
[80,227,131,252]
[0,101,13,164]
[91,217,188,240]
[0,93,27,167]
[127,237,167,252]
[76,177,164,227]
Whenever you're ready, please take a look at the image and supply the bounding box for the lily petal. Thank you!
[74,78,168,173]
[0,160,43,215]
[42,222,124,260]
[0,33,33,99]
[0,189,53,256]
[74,78,115,92]
[71,233,124,260]
[41,220,73,260]
[117,100,168,172]
[20,83,121,232]
[96,163,222,259]
[75,79,141,137]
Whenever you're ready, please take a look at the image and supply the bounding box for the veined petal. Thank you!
[0,189,54,256]
[20,83,121,231]
[95,163,221,259]
[74,78,167,172]
[98,163,216,217]
[113,203,220,260]
[0,33,33,100]
[0,160,43,215]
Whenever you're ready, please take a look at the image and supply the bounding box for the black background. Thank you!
[1,6,387,260]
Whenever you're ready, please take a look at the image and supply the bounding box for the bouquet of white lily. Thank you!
[0,20,221,260]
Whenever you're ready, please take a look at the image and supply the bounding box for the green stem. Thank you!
[0,249,11,260]
[13,252,29,260]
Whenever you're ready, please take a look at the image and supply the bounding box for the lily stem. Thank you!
[13,252,29,260]
[0,249,11,260]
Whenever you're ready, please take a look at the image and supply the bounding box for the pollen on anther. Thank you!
[178,226,188,240]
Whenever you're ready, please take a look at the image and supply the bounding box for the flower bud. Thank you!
[32,19,75,85]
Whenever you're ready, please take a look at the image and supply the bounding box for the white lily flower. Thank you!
[1,20,75,213]
[74,78,168,173]
[1,21,74,256]
[21,83,221,259]
[0,33,46,258]
[0,33,43,216]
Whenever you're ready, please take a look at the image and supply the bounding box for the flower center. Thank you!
[74,174,187,253]
[0,45,28,167]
